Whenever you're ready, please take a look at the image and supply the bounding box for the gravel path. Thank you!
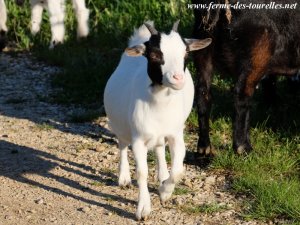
[0,53,267,225]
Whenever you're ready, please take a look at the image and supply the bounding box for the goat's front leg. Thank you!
[118,141,131,187]
[194,48,216,157]
[233,79,253,154]
[47,0,65,48]
[71,0,89,38]
[159,134,185,203]
[132,140,151,220]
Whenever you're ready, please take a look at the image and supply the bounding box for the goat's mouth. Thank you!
[165,80,185,90]
[162,73,186,90]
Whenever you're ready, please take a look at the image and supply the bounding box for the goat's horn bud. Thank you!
[172,20,180,32]
[144,23,158,35]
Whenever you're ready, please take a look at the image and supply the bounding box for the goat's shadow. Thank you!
[0,140,135,220]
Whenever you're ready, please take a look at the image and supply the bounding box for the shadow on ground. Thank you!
[0,140,136,220]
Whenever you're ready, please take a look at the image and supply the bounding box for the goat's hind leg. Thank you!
[155,144,169,185]
[72,0,89,38]
[159,134,186,203]
[233,30,271,154]
[47,0,65,48]
[30,0,44,35]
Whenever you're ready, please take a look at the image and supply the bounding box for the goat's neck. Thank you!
[148,85,177,105]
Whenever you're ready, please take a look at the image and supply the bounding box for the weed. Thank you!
[35,123,54,131]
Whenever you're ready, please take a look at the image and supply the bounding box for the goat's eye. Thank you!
[149,52,162,63]
[150,52,158,60]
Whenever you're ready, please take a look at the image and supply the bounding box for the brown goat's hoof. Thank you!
[236,145,252,155]
[198,145,217,156]
[194,145,217,168]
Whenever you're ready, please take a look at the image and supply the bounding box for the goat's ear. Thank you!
[185,38,212,52]
[125,44,146,57]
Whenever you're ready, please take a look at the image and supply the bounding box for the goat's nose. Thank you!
[173,74,183,81]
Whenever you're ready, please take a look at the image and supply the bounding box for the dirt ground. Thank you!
[0,53,268,225]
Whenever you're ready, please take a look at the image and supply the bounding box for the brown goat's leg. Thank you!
[233,30,271,154]
[194,49,216,157]
[233,76,256,154]
[261,75,277,106]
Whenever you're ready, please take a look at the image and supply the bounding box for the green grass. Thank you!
[35,123,55,131]
[207,77,300,223]
[174,186,191,195]
[4,0,300,223]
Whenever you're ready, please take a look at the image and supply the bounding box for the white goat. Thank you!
[104,21,211,220]
[30,0,89,48]
[0,0,7,51]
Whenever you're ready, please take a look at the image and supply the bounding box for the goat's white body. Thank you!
[104,24,194,219]
[105,54,194,147]
[30,0,89,48]
[0,0,7,32]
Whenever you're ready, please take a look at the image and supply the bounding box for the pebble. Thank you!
[28,209,37,214]
[204,176,216,186]
[96,145,106,152]
[173,198,184,206]
[79,207,90,213]
[183,178,193,188]
[215,192,224,198]
[35,198,44,205]
[49,217,57,222]
[4,215,13,220]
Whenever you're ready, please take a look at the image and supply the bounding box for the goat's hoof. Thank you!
[118,176,131,187]
[49,40,63,49]
[136,203,151,221]
[236,144,252,155]
[159,192,172,204]
[118,172,131,187]
[197,145,217,156]
[159,183,173,203]
[31,24,40,35]
[118,181,131,188]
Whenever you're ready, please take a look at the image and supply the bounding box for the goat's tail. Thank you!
[128,21,153,47]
